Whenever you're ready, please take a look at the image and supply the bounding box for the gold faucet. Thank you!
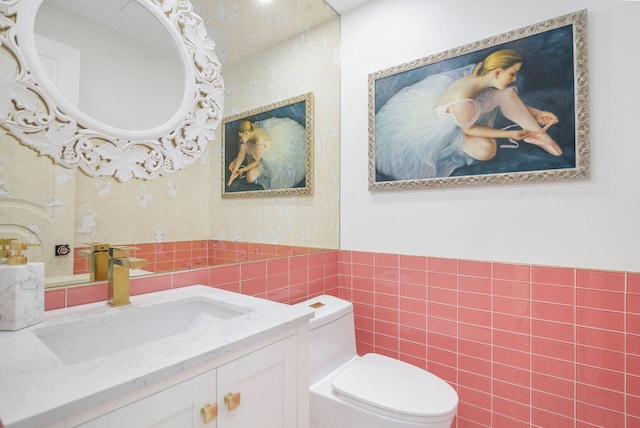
[107,246,147,307]
[0,239,39,265]
[7,241,40,265]
[79,243,110,281]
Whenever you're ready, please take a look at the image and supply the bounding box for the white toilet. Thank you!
[296,294,458,428]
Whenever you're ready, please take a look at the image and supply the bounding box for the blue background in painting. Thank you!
[373,25,576,180]
[224,100,307,192]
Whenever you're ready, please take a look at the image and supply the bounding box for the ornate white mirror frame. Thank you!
[0,0,224,181]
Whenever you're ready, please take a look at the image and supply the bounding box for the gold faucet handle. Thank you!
[7,241,40,265]
[109,246,139,257]
[10,241,40,251]
[122,257,147,270]
[111,245,139,251]
[109,246,137,258]
[84,242,110,253]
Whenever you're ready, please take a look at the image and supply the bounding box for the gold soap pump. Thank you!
[3,239,40,265]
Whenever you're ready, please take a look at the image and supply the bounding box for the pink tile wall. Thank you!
[46,248,639,427]
[339,251,640,428]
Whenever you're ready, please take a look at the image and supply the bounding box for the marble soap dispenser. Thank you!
[0,240,44,330]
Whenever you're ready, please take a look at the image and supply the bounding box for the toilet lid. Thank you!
[331,354,458,422]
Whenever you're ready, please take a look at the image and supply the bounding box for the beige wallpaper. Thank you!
[73,157,212,246]
[0,131,76,277]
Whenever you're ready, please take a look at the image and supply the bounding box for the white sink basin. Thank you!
[33,297,252,364]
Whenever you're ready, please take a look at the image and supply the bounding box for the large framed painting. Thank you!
[222,93,313,198]
[368,10,589,190]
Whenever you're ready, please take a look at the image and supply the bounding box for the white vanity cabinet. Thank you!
[0,287,312,428]
[76,336,299,428]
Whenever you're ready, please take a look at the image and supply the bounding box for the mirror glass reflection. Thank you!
[0,0,340,289]
[34,0,185,131]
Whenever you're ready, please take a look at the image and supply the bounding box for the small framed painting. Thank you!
[222,93,313,198]
[368,10,589,190]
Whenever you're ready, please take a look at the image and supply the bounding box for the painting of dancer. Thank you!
[369,10,589,190]
[222,93,313,198]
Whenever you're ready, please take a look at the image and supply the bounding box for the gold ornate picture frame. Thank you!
[222,92,314,198]
[368,10,589,190]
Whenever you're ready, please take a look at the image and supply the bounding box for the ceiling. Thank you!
[195,0,338,66]
[43,0,371,67]
[324,0,371,14]
[199,0,373,65]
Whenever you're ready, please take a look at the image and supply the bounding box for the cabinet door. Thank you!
[193,367,219,427]
[85,369,217,428]
[217,336,297,428]
[108,380,195,428]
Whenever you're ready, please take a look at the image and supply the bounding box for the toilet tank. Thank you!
[295,295,358,385]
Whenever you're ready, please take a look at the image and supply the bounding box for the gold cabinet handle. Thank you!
[201,403,218,424]
[224,392,241,411]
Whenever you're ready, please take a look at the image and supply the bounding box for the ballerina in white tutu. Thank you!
[375,49,561,181]
[227,118,307,190]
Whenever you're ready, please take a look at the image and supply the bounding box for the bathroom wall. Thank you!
[339,0,640,273]
[337,0,640,426]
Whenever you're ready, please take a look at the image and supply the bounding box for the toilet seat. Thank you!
[331,353,458,424]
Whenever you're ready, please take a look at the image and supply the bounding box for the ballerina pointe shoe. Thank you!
[524,120,563,156]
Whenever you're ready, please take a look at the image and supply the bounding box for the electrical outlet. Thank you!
[55,244,70,256]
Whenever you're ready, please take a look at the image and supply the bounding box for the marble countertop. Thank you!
[0,285,313,427]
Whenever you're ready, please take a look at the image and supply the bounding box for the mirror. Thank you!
[0,0,340,288]
[35,0,185,131]
[0,0,224,182]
